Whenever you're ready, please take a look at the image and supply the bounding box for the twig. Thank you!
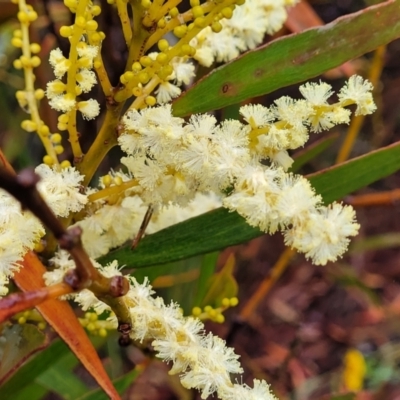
[0,166,132,329]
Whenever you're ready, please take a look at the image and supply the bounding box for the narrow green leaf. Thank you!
[10,383,48,400]
[308,141,400,204]
[36,352,88,399]
[0,340,69,397]
[0,324,47,384]
[99,142,400,268]
[77,369,140,400]
[194,252,219,306]
[172,0,400,116]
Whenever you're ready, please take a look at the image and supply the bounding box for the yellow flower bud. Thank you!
[43,155,55,165]
[145,96,156,106]
[173,25,187,38]
[192,6,204,18]
[91,5,101,16]
[211,21,222,33]
[11,37,22,48]
[61,160,71,168]
[51,133,62,144]
[221,7,233,19]
[75,16,86,28]
[140,56,152,67]
[31,56,41,68]
[21,120,37,132]
[86,20,98,31]
[55,145,64,155]
[30,43,41,53]
[169,7,179,17]
[194,17,206,28]
[141,0,151,8]
[158,39,169,52]
[60,26,73,37]
[157,18,166,29]
[138,71,149,84]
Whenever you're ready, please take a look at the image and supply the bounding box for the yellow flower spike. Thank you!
[204,305,212,312]
[18,316,27,324]
[141,0,151,8]
[207,308,217,318]
[192,306,202,316]
[190,0,200,6]
[60,160,71,168]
